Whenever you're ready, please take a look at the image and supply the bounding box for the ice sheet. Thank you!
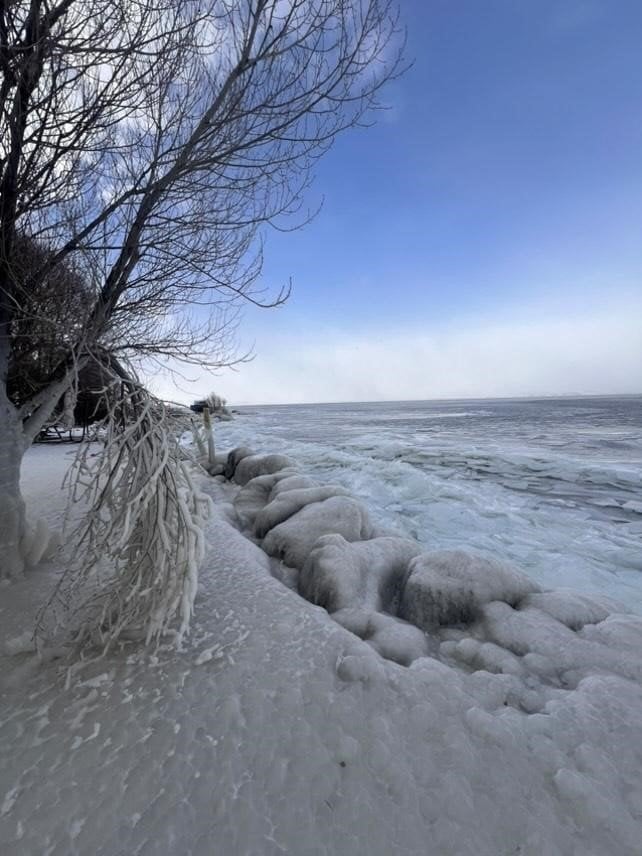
[216,397,642,612]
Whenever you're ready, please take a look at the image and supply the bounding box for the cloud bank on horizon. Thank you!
[150,301,642,406]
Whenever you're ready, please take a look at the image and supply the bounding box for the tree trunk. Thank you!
[0,389,27,579]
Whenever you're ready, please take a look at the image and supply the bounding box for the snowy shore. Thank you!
[1,443,642,855]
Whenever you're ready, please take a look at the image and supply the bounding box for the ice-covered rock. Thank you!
[580,613,642,654]
[330,606,374,637]
[481,601,642,685]
[224,446,255,480]
[204,453,228,476]
[441,637,527,679]
[520,589,624,631]
[233,453,294,486]
[299,534,422,614]
[399,550,539,631]
[331,608,429,665]
[365,612,430,666]
[233,469,299,529]
[254,485,352,538]
[262,496,374,570]
[268,474,317,499]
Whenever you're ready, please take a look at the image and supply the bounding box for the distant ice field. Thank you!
[217,396,642,613]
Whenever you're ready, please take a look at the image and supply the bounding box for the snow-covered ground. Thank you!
[2,440,642,855]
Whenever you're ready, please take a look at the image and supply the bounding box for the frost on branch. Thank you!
[38,381,211,657]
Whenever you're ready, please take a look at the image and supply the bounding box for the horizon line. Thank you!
[226,391,642,408]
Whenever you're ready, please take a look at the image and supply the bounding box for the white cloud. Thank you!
[147,303,642,405]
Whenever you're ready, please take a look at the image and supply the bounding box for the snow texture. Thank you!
[3,442,642,856]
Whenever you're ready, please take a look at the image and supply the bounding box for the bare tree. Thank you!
[0,0,405,579]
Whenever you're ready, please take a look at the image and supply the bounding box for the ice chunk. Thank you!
[399,550,538,631]
[482,602,578,661]
[233,472,280,529]
[365,612,429,666]
[330,608,429,666]
[520,590,623,630]
[254,486,351,538]
[580,613,642,653]
[482,602,642,684]
[446,638,526,678]
[299,534,422,613]
[204,452,229,476]
[233,453,294,486]
[335,645,386,684]
[262,496,373,570]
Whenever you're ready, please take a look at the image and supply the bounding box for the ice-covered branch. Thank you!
[37,382,211,657]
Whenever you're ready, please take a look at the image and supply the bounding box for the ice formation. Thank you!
[223,444,254,479]
[299,534,422,613]
[399,550,538,630]
[2,442,642,855]
[213,399,642,614]
[232,468,299,529]
[223,443,642,852]
[254,485,351,538]
[222,444,642,688]
[262,495,374,569]
[233,452,295,486]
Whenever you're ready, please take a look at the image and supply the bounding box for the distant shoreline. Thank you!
[230,392,642,409]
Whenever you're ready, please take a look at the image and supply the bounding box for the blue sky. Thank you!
[155,0,642,405]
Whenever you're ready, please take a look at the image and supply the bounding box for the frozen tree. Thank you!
[204,392,228,414]
[37,377,211,656]
[191,392,230,416]
[0,0,405,579]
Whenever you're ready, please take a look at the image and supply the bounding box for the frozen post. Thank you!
[203,406,215,468]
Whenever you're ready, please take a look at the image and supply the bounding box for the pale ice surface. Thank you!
[2,432,642,855]
[217,396,642,613]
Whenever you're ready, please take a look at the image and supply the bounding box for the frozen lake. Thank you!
[217,396,642,612]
